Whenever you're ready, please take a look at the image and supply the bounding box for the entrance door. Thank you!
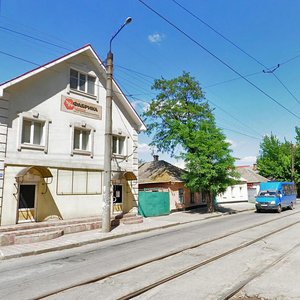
[113,185,123,213]
[18,184,36,222]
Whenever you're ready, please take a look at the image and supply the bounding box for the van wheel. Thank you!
[277,205,282,213]
[256,208,261,213]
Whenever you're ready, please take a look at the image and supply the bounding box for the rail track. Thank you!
[41,210,300,300]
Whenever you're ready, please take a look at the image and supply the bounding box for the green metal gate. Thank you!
[138,191,170,217]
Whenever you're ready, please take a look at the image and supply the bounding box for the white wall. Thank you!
[216,182,248,203]
[1,52,139,225]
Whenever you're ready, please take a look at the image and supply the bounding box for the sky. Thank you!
[1,0,300,168]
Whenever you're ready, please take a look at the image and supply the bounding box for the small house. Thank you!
[138,156,205,211]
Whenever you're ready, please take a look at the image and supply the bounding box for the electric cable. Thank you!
[170,0,300,105]
[0,20,283,141]
[137,0,300,120]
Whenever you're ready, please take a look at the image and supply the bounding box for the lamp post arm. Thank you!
[109,24,126,52]
[109,17,132,52]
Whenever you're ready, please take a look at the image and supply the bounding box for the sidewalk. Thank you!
[0,202,255,260]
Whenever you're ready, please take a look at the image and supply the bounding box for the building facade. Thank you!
[236,165,269,202]
[138,156,205,211]
[0,45,145,225]
[216,177,248,203]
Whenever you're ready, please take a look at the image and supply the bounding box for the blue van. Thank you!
[256,182,297,213]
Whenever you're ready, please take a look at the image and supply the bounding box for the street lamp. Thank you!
[102,17,132,233]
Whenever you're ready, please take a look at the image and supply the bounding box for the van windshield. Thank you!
[259,190,278,197]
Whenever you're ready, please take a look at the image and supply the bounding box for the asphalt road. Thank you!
[0,210,299,300]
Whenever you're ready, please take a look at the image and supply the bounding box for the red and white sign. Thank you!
[61,96,102,120]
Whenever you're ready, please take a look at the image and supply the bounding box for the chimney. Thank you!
[253,163,257,171]
[153,155,159,161]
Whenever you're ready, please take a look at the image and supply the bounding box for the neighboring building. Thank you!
[216,177,248,203]
[138,156,205,211]
[0,44,146,225]
[237,165,269,202]
[216,165,269,204]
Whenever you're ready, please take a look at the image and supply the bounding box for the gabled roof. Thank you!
[237,166,268,183]
[138,160,185,184]
[0,44,146,132]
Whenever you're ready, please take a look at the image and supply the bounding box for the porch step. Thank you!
[0,216,100,233]
[0,229,64,246]
[0,213,144,246]
[112,213,144,225]
[0,217,102,246]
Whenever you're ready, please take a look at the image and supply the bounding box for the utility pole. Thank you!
[102,17,132,233]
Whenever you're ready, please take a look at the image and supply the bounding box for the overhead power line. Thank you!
[137,0,300,121]
[207,99,263,138]
[220,127,261,140]
[0,19,293,141]
[0,25,70,51]
[1,22,300,102]
[170,0,300,106]
[0,49,133,98]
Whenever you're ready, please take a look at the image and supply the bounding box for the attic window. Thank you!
[70,69,96,95]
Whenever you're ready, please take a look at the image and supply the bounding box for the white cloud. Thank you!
[137,143,151,154]
[235,156,257,166]
[174,160,186,169]
[226,139,237,149]
[131,100,149,112]
[148,33,165,43]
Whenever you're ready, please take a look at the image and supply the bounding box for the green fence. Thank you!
[138,191,170,217]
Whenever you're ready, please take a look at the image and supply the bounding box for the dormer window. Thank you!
[70,69,96,95]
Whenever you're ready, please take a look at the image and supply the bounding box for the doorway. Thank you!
[18,184,36,222]
[113,184,123,213]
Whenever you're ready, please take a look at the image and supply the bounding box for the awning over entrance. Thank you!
[112,171,137,181]
[15,166,53,179]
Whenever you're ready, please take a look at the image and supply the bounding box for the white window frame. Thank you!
[18,112,51,153]
[70,122,95,157]
[112,135,127,157]
[69,68,96,97]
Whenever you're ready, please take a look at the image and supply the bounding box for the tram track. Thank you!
[117,217,300,300]
[39,210,300,299]
[222,241,300,300]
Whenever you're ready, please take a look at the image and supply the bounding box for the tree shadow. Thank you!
[214,204,238,214]
[183,204,238,215]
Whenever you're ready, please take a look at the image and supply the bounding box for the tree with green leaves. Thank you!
[292,127,300,185]
[257,134,292,181]
[143,72,238,212]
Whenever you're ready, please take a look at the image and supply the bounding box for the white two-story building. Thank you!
[0,44,146,225]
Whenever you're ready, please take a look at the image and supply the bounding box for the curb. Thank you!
[0,207,255,260]
[0,222,180,260]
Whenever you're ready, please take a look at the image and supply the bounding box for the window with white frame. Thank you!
[18,112,50,152]
[70,69,96,95]
[22,119,45,145]
[74,128,90,151]
[71,123,95,157]
[112,135,126,156]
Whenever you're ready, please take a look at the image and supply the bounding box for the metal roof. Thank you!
[236,166,269,183]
